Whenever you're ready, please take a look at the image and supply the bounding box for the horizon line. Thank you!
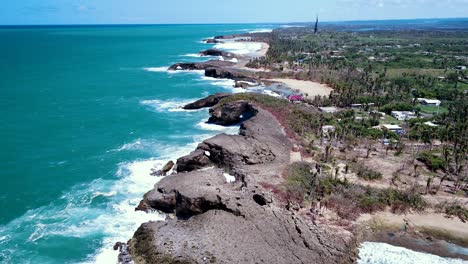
[1,16,467,27]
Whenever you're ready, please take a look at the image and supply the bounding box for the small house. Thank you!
[382,124,404,134]
[391,111,416,121]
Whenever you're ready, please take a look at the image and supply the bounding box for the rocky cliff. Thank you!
[128,97,356,264]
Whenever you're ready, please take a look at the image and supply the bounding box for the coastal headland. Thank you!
[119,29,468,263]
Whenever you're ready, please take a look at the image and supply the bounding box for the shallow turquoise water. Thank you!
[0,24,275,263]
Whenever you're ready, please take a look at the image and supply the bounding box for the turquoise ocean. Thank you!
[0,24,276,263]
[3,22,467,264]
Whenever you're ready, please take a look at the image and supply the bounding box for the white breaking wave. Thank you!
[144,67,204,75]
[107,139,143,152]
[143,66,169,72]
[200,76,236,89]
[196,121,240,135]
[181,53,201,57]
[89,159,168,264]
[280,25,306,28]
[213,42,262,55]
[248,28,273,33]
[140,98,200,113]
[358,242,468,264]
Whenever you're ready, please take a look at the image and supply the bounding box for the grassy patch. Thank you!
[420,104,448,114]
[352,163,383,181]
[445,204,468,223]
[319,177,426,220]
[417,151,446,172]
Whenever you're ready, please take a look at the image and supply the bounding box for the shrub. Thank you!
[381,102,414,114]
[444,203,468,223]
[352,163,383,181]
[381,188,427,213]
[357,168,383,181]
[417,151,446,172]
[285,162,317,204]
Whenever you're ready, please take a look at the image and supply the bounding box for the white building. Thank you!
[417,98,441,106]
[391,111,416,121]
[381,124,404,134]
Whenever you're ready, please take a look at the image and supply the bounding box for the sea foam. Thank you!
[248,28,273,33]
[358,242,468,264]
[213,42,263,55]
[140,98,199,113]
[143,67,169,72]
[196,120,240,135]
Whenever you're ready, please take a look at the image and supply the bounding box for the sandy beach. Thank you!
[359,211,468,242]
[269,78,333,97]
[255,42,269,57]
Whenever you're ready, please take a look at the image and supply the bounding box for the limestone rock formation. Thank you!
[129,105,356,263]
[208,100,257,126]
[183,93,231,110]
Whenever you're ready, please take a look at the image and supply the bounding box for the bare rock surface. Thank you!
[129,99,356,264]
[208,100,257,126]
[175,149,213,173]
[199,49,237,58]
[183,93,231,110]
[168,60,235,71]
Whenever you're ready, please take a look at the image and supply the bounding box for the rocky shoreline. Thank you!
[128,98,356,264]
[113,31,356,264]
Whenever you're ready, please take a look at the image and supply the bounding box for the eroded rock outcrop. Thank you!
[183,93,231,110]
[175,149,213,173]
[168,60,235,71]
[199,49,235,58]
[205,68,254,82]
[204,38,223,44]
[129,103,356,263]
[208,100,257,126]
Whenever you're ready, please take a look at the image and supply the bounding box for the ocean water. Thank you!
[0,24,275,263]
[1,23,466,264]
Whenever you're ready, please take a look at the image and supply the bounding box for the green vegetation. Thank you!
[279,163,426,221]
[417,151,446,172]
[248,26,468,195]
[355,165,383,181]
[247,25,466,218]
[285,162,317,203]
[320,176,426,220]
[381,102,416,114]
[444,203,468,223]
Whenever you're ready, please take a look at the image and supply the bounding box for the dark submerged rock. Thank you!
[150,160,175,177]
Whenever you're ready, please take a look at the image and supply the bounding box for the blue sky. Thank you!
[1,0,467,25]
